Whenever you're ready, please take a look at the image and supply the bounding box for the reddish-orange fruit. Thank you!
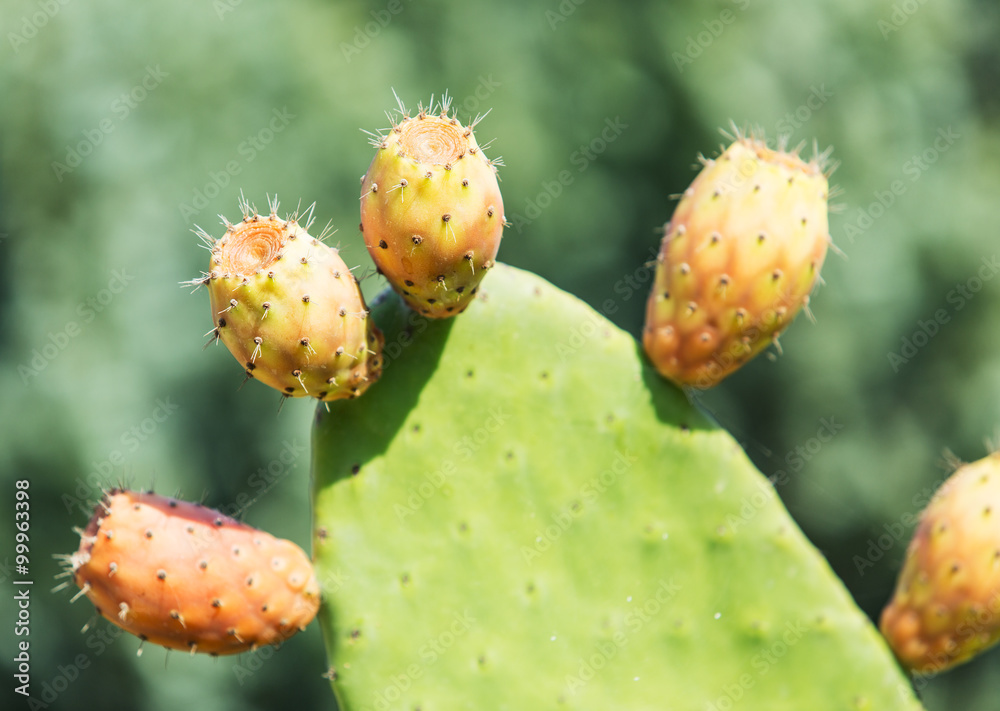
[881,453,1000,674]
[643,131,833,388]
[68,489,319,655]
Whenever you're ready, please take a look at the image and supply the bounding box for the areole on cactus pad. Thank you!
[359,94,505,318]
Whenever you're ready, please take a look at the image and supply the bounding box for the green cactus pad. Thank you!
[312,263,922,711]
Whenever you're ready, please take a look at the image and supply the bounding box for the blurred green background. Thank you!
[2,0,999,708]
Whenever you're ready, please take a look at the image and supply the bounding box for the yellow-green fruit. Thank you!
[881,452,1000,674]
[360,102,504,318]
[643,134,832,388]
[195,205,383,401]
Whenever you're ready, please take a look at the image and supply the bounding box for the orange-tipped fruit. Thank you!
[188,196,384,402]
[643,130,833,388]
[881,452,1000,674]
[360,93,504,318]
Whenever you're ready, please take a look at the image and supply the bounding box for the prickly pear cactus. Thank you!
[312,264,922,710]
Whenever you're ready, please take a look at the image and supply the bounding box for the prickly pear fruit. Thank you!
[67,489,320,656]
[189,198,384,401]
[880,452,1000,674]
[643,131,833,388]
[360,95,504,317]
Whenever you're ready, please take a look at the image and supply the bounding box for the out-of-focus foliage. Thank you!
[0,0,998,709]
